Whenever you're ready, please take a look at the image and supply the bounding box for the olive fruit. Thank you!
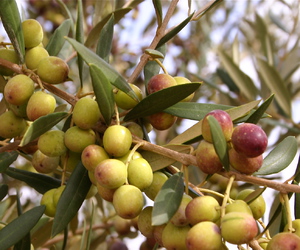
[185,195,220,225]
[37,56,69,84]
[170,194,193,226]
[114,83,143,110]
[26,91,56,121]
[202,109,233,143]
[32,150,59,174]
[103,125,132,157]
[64,126,96,153]
[25,46,49,70]
[94,159,127,189]
[174,76,194,102]
[72,97,101,130]
[0,48,19,76]
[4,74,34,105]
[148,112,177,131]
[38,130,67,157]
[81,144,109,171]
[231,123,268,158]
[266,232,300,250]
[161,222,190,250]
[0,110,27,138]
[127,158,153,190]
[137,206,155,238]
[113,184,144,219]
[22,19,43,48]
[147,73,177,94]
[186,221,223,250]
[144,171,168,201]
[196,140,223,174]
[221,212,258,245]
[40,188,56,217]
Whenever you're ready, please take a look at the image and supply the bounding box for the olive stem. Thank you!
[282,192,294,233]
[220,175,235,218]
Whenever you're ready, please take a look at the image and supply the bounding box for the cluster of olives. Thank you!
[113,73,195,131]
[196,109,268,175]
[146,74,195,131]
[135,187,267,249]
[0,19,69,139]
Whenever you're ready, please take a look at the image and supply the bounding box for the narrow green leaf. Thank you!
[66,37,137,100]
[76,0,84,87]
[257,58,291,116]
[293,155,300,219]
[55,0,74,36]
[207,116,230,171]
[85,8,132,48]
[124,83,201,121]
[96,14,114,62]
[89,64,115,125]
[193,0,223,20]
[218,48,257,101]
[169,100,260,145]
[255,136,297,176]
[19,112,69,146]
[141,144,192,172]
[152,172,184,226]
[165,102,232,121]
[5,167,61,194]
[0,206,45,250]
[52,162,91,237]
[0,151,19,173]
[46,19,72,56]
[0,0,25,63]
[0,184,8,201]
[216,68,239,93]
[156,13,194,48]
[14,192,31,250]
[152,0,163,27]
[246,94,274,124]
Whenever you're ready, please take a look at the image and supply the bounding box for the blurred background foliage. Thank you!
[0,0,299,249]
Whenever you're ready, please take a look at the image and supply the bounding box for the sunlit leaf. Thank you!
[0,0,25,63]
[0,184,8,202]
[96,14,114,62]
[141,144,192,171]
[0,151,18,173]
[165,102,232,121]
[124,83,201,121]
[52,162,91,237]
[89,64,115,125]
[255,136,297,175]
[169,100,260,144]
[257,58,291,117]
[152,172,184,226]
[66,37,137,101]
[208,116,230,171]
[152,0,163,27]
[20,112,69,146]
[246,94,274,124]
[85,8,132,48]
[0,206,45,250]
[218,48,257,101]
[46,19,72,56]
[156,13,194,48]
[5,167,61,194]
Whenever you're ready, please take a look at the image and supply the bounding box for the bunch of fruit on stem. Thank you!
[1,18,300,250]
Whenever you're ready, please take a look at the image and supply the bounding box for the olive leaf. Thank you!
[152,172,184,226]
[0,151,18,173]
